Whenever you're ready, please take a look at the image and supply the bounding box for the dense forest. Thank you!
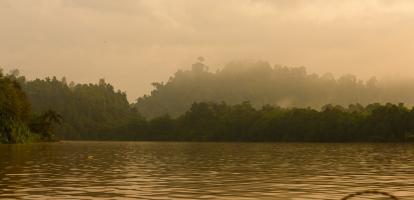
[0,69,61,143]
[129,101,414,142]
[21,75,142,140]
[3,61,414,143]
[134,60,414,119]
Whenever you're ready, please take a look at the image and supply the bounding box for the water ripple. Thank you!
[1,142,414,199]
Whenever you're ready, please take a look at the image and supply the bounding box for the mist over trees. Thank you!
[5,60,414,142]
[133,60,413,119]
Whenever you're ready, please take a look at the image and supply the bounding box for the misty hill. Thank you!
[134,61,410,118]
[4,65,414,142]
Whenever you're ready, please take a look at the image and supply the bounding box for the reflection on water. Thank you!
[1,142,414,199]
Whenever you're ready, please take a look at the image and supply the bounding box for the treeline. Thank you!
[122,102,414,142]
[21,75,141,140]
[4,60,414,142]
[0,70,61,143]
[134,60,414,118]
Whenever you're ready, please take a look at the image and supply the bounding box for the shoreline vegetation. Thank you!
[0,70,61,143]
[3,61,414,143]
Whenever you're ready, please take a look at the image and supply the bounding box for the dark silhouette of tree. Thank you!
[29,110,62,141]
[128,101,414,143]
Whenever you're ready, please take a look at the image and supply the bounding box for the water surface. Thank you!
[1,141,414,199]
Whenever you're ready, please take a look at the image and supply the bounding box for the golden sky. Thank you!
[1,0,414,100]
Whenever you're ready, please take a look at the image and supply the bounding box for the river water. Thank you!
[1,141,414,199]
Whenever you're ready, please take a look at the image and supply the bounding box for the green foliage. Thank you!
[3,120,33,143]
[134,102,414,142]
[29,110,62,141]
[0,69,64,143]
[5,62,414,143]
[0,70,31,122]
[21,77,140,140]
[0,70,38,143]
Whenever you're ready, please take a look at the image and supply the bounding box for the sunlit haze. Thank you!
[2,0,414,101]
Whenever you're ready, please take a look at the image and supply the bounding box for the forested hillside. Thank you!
[21,76,142,140]
[5,61,414,142]
[134,61,414,119]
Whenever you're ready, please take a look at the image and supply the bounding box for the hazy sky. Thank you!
[1,0,414,101]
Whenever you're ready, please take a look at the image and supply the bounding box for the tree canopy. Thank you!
[21,76,141,140]
[133,61,411,119]
[4,61,414,143]
[0,69,61,143]
[130,102,414,142]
